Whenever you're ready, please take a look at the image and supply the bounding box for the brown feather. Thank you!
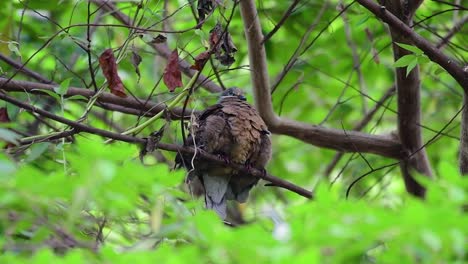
[175,88,272,219]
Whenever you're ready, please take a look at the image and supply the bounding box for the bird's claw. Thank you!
[216,153,230,164]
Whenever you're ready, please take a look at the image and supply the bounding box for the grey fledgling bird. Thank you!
[176,87,272,219]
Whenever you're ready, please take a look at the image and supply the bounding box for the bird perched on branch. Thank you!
[176,87,271,219]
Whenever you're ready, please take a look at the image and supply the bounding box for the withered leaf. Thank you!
[217,54,235,66]
[139,125,166,162]
[222,32,237,54]
[190,51,210,71]
[209,23,223,56]
[0,107,11,123]
[163,49,183,92]
[209,23,237,66]
[0,107,15,148]
[150,34,167,44]
[197,0,215,23]
[131,50,142,82]
[98,49,127,98]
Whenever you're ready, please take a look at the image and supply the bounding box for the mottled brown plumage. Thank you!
[176,88,271,219]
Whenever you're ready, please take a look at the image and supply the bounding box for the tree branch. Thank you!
[239,0,403,159]
[262,0,302,44]
[0,53,53,84]
[384,0,433,197]
[0,78,194,119]
[0,91,312,198]
[356,0,468,91]
[325,13,466,178]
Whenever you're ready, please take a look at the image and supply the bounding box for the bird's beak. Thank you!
[239,95,247,101]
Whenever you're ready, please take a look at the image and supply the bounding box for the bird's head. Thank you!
[219,87,246,101]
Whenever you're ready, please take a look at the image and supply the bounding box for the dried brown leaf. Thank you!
[150,34,167,44]
[0,107,11,123]
[209,23,237,66]
[163,49,183,92]
[197,0,216,23]
[0,107,15,148]
[190,51,210,71]
[98,49,127,98]
[131,50,142,81]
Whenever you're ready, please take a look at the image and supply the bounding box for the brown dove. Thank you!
[176,87,271,219]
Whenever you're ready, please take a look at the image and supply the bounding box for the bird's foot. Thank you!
[216,153,231,164]
[245,162,267,178]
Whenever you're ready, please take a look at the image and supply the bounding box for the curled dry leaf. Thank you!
[197,0,216,23]
[190,51,211,71]
[0,107,11,123]
[209,23,222,55]
[0,107,15,148]
[131,50,142,82]
[209,23,237,66]
[150,34,167,44]
[163,49,183,92]
[98,49,127,98]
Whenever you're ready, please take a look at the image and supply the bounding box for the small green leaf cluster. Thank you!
[393,43,430,77]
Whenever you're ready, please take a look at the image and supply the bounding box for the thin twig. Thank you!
[262,0,301,44]
[0,92,312,198]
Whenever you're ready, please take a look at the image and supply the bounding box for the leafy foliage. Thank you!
[0,0,466,262]
[1,139,466,262]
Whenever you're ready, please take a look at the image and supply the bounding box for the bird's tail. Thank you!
[202,174,230,219]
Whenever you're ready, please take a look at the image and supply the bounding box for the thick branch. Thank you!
[326,15,466,177]
[460,95,468,175]
[0,91,143,144]
[0,78,193,119]
[356,0,468,91]
[0,53,53,84]
[388,0,432,197]
[239,0,278,126]
[0,91,311,198]
[239,0,403,159]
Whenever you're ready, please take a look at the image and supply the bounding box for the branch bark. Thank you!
[356,0,468,91]
[0,90,312,198]
[0,53,53,84]
[239,0,403,159]
[383,0,432,197]
[0,78,193,119]
[325,14,465,177]
[460,95,468,175]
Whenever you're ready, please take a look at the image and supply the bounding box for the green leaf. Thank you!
[406,59,418,76]
[356,15,370,26]
[55,78,72,95]
[66,95,88,101]
[0,128,19,145]
[7,41,21,58]
[26,142,50,162]
[433,67,445,76]
[0,157,16,175]
[32,89,60,102]
[417,55,430,64]
[395,42,423,55]
[394,54,417,68]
